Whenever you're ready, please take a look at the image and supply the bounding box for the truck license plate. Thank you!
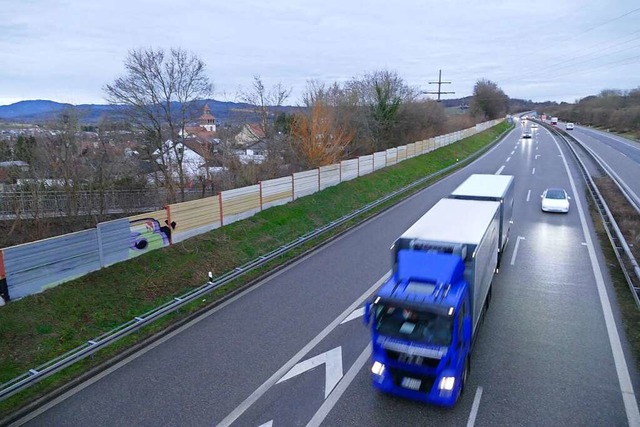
[401,377,421,390]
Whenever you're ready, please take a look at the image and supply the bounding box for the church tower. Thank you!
[199,104,216,132]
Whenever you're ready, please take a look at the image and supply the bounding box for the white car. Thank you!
[565,123,575,130]
[522,130,532,139]
[541,188,570,213]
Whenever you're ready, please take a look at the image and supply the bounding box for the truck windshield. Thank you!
[374,304,453,346]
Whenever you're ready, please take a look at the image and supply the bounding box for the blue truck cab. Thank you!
[364,198,500,406]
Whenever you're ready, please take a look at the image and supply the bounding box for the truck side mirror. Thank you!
[364,302,372,326]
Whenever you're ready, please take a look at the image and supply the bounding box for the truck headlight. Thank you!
[371,361,385,376]
[438,376,455,391]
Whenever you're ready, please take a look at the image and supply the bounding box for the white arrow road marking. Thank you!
[510,236,525,265]
[217,274,388,427]
[307,344,371,427]
[340,307,365,324]
[258,421,273,427]
[535,154,540,159]
[277,347,343,399]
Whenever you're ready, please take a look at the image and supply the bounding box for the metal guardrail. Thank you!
[0,126,511,402]
[542,122,640,307]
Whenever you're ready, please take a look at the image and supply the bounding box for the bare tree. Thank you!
[104,47,213,202]
[238,75,291,140]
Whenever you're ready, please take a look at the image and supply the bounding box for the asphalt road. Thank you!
[15,121,640,427]
[563,123,640,203]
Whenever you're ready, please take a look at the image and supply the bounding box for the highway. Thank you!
[562,123,640,205]
[15,121,640,426]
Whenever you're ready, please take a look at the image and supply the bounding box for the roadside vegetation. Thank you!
[587,180,640,377]
[0,122,510,420]
[548,88,640,139]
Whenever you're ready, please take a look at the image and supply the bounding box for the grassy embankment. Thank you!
[1,121,513,418]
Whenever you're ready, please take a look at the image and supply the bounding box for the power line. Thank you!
[422,70,455,102]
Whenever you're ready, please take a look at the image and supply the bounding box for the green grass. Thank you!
[0,122,510,419]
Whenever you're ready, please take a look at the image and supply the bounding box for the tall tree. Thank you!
[104,47,213,202]
[344,70,417,150]
[470,79,509,120]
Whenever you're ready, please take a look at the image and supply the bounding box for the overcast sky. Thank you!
[1,0,639,107]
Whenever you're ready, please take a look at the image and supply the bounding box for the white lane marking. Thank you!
[550,134,640,426]
[506,157,511,162]
[258,421,273,427]
[536,146,538,150]
[340,307,365,324]
[217,273,389,427]
[277,347,343,399]
[621,152,628,158]
[510,236,525,265]
[581,242,587,246]
[307,344,372,427]
[510,150,515,155]
[495,165,505,175]
[532,168,536,175]
[466,386,484,427]
[526,190,531,202]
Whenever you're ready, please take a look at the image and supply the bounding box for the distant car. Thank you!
[565,123,575,130]
[522,131,532,139]
[541,188,570,213]
[531,123,538,128]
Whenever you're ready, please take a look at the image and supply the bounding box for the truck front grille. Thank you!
[385,349,441,368]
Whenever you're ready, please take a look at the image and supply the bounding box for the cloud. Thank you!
[1,0,639,105]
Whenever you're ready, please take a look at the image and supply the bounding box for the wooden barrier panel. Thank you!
[373,152,386,171]
[261,176,293,210]
[397,146,407,163]
[358,154,374,176]
[220,185,261,225]
[97,218,131,267]
[385,148,398,166]
[293,169,319,200]
[406,143,416,159]
[3,230,101,300]
[340,159,359,182]
[125,209,172,259]
[319,164,340,190]
[169,196,221,243]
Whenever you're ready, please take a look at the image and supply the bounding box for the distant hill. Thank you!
[0,99,300,125]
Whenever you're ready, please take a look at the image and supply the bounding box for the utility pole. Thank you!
[423,69,455,102]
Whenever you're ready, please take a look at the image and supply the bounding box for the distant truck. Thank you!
[365,198,499,406]
[449,174,514,267]
[550,117,558,125]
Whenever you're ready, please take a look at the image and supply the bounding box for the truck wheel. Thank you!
[458,358,469,401]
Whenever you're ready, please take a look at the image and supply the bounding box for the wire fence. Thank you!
[0,190,210,219]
